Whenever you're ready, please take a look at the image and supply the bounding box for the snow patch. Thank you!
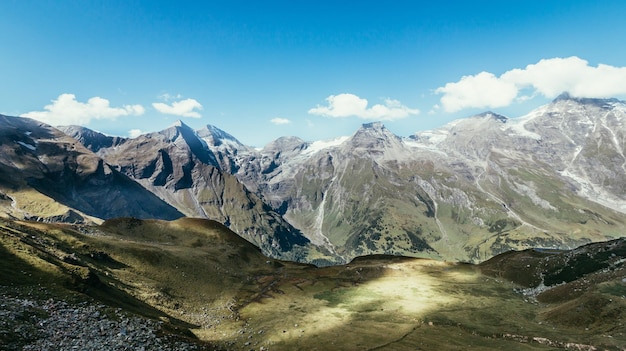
[513,182,557,211]
[560,169,626,213]
[302,136,349,155]
[17,141,36,151]
[417,130,449,144]
[505,119,542,140]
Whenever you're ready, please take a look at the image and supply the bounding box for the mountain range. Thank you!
[2,94,625,265]
[2,94,626,349]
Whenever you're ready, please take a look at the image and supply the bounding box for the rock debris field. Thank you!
[0,287,215,351]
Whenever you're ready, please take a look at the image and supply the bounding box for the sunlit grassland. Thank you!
[209,256,622,350]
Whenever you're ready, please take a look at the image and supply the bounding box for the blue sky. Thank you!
[2,1,626,147]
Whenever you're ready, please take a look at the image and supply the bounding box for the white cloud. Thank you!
[21,93,145,126]
[270,117,291,125]
[502,57,626,98]
[436,56,626,113]
[435,72,518,113]
[152,98,202,118]
[308,93,419,121]
[428,104,440,115]
[128,129,144,138]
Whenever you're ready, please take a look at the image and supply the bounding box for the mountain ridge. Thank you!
[1,115,325,264]
[0,115,184,223]
[5,95,626,264]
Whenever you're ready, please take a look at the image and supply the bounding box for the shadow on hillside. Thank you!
[26,167,184,221]
[0,224,195,332]
[225,255,626,351]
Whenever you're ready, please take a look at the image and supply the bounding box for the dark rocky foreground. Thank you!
[0,287,216,351]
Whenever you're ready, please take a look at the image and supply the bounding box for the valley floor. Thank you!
[202,257,625,350]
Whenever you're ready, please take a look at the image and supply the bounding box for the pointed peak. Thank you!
[167,120,196,134]
[171,119,189,129]
[551,92,624,108]
[349,121,402,150]
[476,111,508,123]
[157,119,196,143]
[553,92,572,102]
[263,136,307,152]
[354,122,395,137]
[197,124,244,147]
[361,121,385,130]
[204,124,236,139]
[353,122,392,137]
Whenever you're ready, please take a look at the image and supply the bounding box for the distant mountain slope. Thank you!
[229,96,626,263]
[0,115,183,223]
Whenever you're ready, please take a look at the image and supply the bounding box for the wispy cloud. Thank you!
[436,56,626,112]
[308,93,419,121]
[428,104,440,115]
[152,98,202,118]
[21,93,144,126]
[157,93,182,102]
[128,129,144,138]
[270,117,291,125]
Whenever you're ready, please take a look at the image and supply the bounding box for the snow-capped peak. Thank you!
[171,119,186,128]
[198,124,245,148]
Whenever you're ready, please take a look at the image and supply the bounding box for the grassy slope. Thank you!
[1,217,625,350]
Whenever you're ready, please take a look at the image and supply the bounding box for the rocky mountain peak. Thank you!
[58,125,126,153]
[197,124,244,148]
[263,136,307,153]
[159,119,196,142]
[553,91,573,102]
[476,111,508,123]
[361,121,385,130]
[343,121,405,157]
[352,122,397,140]
[172,119,186,128]
[141,121,219,168]
[551,92,624,108]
